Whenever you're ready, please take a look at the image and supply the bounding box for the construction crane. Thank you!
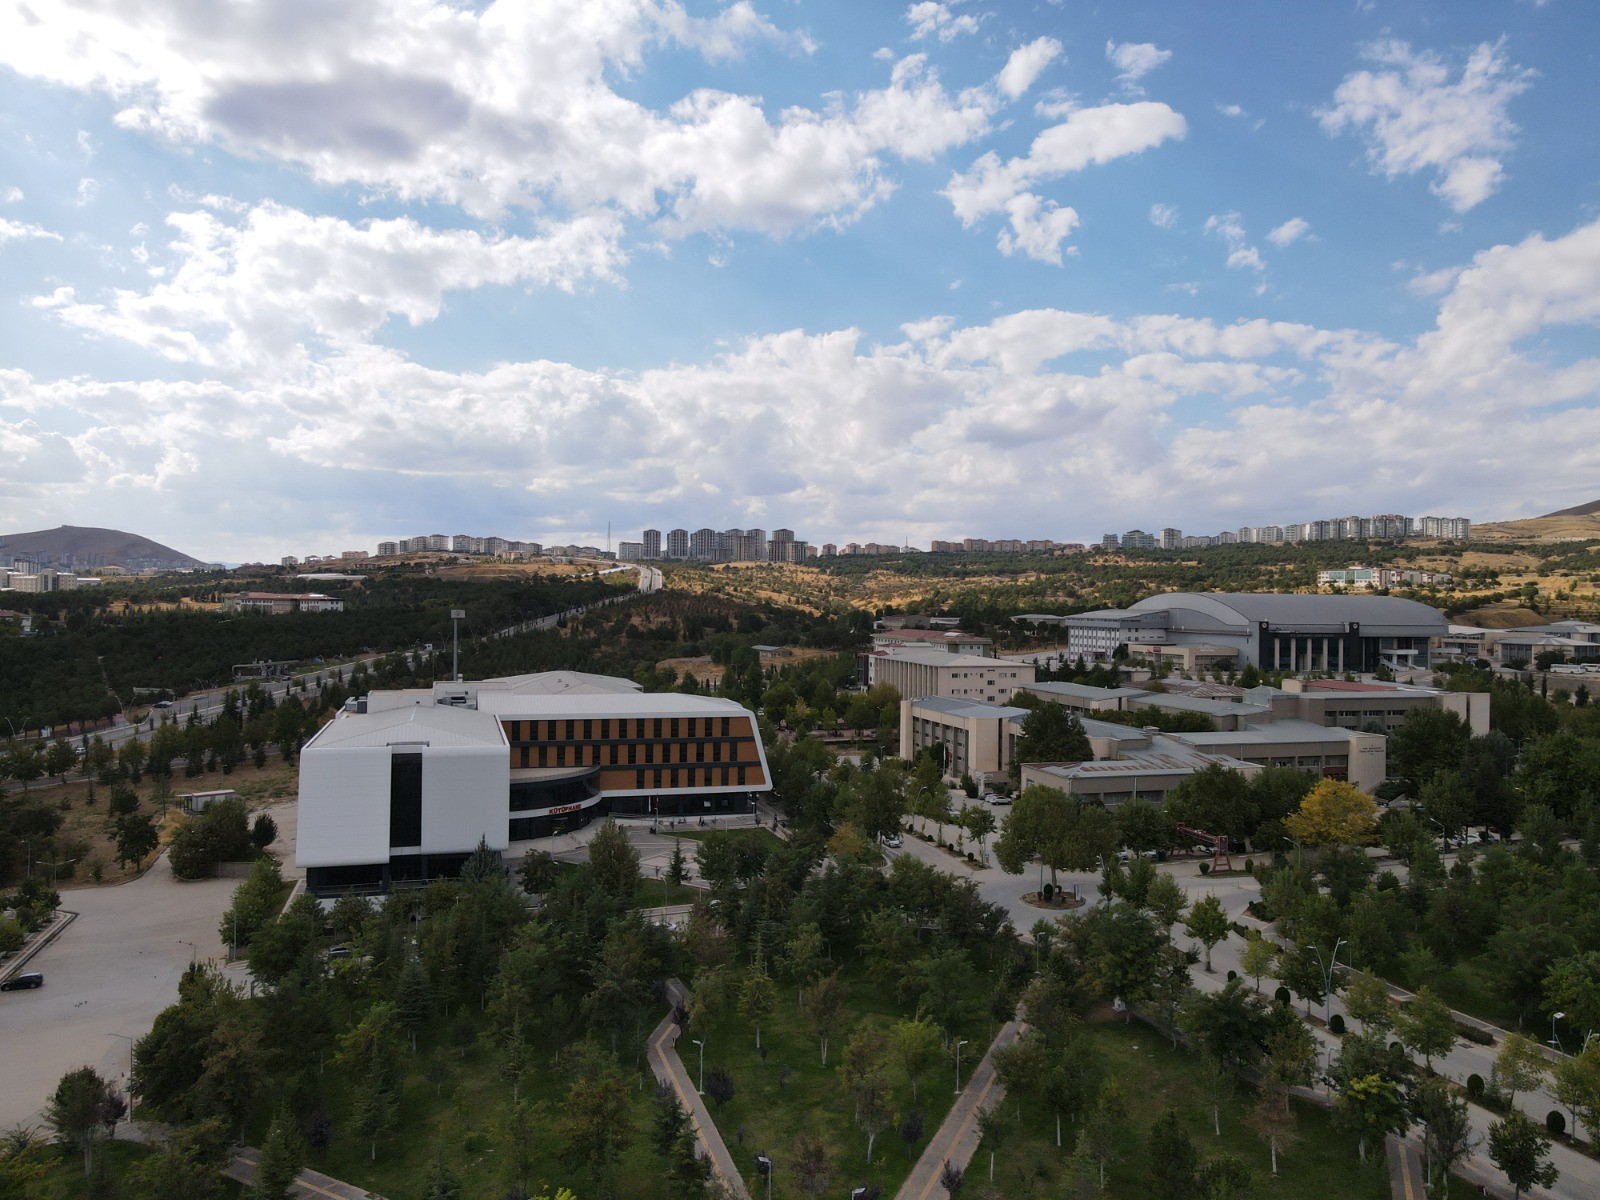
[1176,824,1232,873]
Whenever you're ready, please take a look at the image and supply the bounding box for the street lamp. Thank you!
[177,939,197,964]
[1551,1012,1565,1052]
[106,1033,135,1121]
[692,1039,705,1094]
[1304,939,1347,1023]
[954,1039,971,1094]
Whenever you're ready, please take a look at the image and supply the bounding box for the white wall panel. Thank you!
[422,746,510,854]
[296,747,393,867]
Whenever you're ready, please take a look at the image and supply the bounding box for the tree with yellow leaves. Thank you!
[1284,778,1378,847]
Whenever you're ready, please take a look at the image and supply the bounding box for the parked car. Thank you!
[881,833,903,848]
[151,700,173,709]
[326,945,353,960]
[1,972,44,991]
[985,793,1012,806]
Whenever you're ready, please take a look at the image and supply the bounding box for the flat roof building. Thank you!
[297,672,770,894]
[866,647,1034,705]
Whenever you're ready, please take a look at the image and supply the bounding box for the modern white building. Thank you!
[865,646,1034,704]
[297,671,771,893]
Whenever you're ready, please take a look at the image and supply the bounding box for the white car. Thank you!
[881,833,903,848]
[984,793,1012,806]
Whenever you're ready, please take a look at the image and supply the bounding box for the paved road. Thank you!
[0,851,236,1131]
[648,979,750,1198]
[896,1017,1026,1200]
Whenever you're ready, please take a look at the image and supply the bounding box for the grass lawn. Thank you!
[692,961,992,1199]
[297,1008,678,1200]
[20,1141,244,1199]
[967,1016,1482,1200]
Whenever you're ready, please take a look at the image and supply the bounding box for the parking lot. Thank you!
[0,851,239,1130]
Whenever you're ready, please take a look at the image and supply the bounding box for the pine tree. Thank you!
[253,1107,303,1200]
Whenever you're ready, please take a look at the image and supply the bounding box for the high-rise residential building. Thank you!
[1101,534,1120,549]
[617,541,645,560]
[666,528,689,559]
[452,534,474,553]
[1123,530,1156,549]
[281,556,299,567]
[641,529,662,560]
[376,542,397,556]
[1159,528,1182,550]
[821,543,837,556]
[768,528,794,562]
[689,528,719,560]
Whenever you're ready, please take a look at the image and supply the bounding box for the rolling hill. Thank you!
[0,525,205,570]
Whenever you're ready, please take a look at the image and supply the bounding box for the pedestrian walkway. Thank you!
[1386,1134,1425,1200]
[896,1015,1027,1200]
[229,1147,384,1200]
[647,978,750,1199]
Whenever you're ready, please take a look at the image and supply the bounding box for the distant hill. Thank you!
[0,525,204,570]
[1540,498,1600,519]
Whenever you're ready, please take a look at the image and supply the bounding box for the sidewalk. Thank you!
[647,978,750,1199]
[896,1016,1027,1200]
[228,1147,384,1200]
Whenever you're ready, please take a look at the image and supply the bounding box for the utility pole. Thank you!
[450,610,465,682]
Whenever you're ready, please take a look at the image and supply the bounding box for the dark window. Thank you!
[671,767,680,787]
[737,765,747,786]
[670,718,680,738]
[721,766,731,786]
[685,718,696,738]
[538,746,548,768]
[628,743,637,764]
[636,769,645,788]
[583,719,592,740]
[600,719,610,739]
[653,768,663,788]
[565,719,576,739]
[653,718,663,738]
[696,742,705,762]
[389,753,423,847]
[722,717,731,736]
[609,745,619,765]
[636,719,646,738]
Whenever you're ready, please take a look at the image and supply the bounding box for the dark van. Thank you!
[1,972,43,991]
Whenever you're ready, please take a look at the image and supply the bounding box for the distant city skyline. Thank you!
[0,3,1595,562]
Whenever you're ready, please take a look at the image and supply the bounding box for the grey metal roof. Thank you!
[1128,591,1447,635]
[307,703,508,750]
[912,696,1032,721]
[1025,681,1148,701]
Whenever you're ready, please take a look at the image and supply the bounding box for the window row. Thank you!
[504,716,737,743]
[516,739,757,769]
[627,765,750,789]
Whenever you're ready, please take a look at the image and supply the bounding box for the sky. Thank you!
[0,0,1597,563]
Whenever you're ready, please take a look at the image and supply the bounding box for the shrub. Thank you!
[1243,858,1254,873]
[1329,1013,1346,1036]
[1456,1022,1496,1046]
[1547,1111,1565,1137]
[1274,986,1292,1007]
[1199,862,1212,875]
[1226,970,1238,982]
[1466,1074,1484,1099]
[1041,883,1054,902]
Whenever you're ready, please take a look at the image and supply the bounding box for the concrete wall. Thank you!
[422,745,511,854]
[296,746,392,868]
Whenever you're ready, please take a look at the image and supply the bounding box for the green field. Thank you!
[692,961,991,1199]
[973,1016,1480,1200]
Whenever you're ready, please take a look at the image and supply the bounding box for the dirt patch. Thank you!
[1023,890,1086,910]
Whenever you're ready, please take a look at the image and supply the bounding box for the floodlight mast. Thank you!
[450,609,465,681]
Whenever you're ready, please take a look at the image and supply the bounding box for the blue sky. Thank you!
[0,0,1597,562]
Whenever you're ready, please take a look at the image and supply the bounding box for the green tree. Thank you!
[1148,1108,1200,1200]
[1493,1033,1548,1106]
[1239,933,1276,993]
[994,785,1117,889]
[839,1026,894,1163]
[1396,986,1458,1073]
[1551,1038,1600,1144]
[1009,703,1092,783]
[252,1107,303,1200]
[1343,970,1394,1034]
[1165,764,1257,845]
[114,811,160,871]
[45,1066,117,1177]
[1412,1075,1475,1192]
[1487,1110,1559,1199]
[890,1015,944,1105]
[1333,1073,1407,1163]
[556,1053,632,1193]
[739,966,777,1049]
[780,922,826,1005]
[396,954,433,1052]
[1388,707,1471,789]
[1183,894,1231,972]
[1545,951,1600,1041]
[666,839,688,885]
[1082,1080,1127,1190]
[587,818,641,899]
[802,970,848,1065]
[335,1001,404,1160]
[960,803,997,861]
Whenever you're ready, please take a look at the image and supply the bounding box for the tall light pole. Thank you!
[450,609,465,681]
[1305,939,1347,1023]
[177,939,197,964]
[106,1033,135,1120]
[954,1039,970,1094]
[1551,1011,1565,1051]
[692,1039,705,1094]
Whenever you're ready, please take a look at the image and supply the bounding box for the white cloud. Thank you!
[1266,217,1311,247]
[1106,41,1172,86]
[1217,103,1245,118]
[1204,211,1265,273]
[997,37,1062,100]
[2,187,22,203]
[1406,265,1462,296]
[1318,39,1534,211]
[905,2,980,43]
[0,0,985,241]
[0,217,62,247]
[946,101,1187,232]
[7,218,1600,549]
[996,194,1080,265]
[1149,203,1178,229]
[37,201,627,367]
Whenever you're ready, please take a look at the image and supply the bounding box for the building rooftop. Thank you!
[1024,681,1148,702]
[1173,719,1363,747]
[873,628,991,643]
[911,697,1032,721]
[308,703,508,750]
[1129,693,1272,719]
[870,647,1022,668]
[473,691,755,719]
[1128,591,1448,635]
[475,671,643,695]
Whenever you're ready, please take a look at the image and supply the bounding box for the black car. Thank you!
[0,972,43,991]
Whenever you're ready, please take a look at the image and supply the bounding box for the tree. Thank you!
[703,1066,735,1112]
[423,1144,462,1200]
[335,1001,404,1160]
[1148,1108,1200,1200]
[739,967,777,1050]
[587,818,641,899]
[396,955,433,1052]
[839,1026,894,1163]
[1183,980,1272,1078]
[1488,1111,1559,1199]
[1544,951,1600,1043]
[1184,894,1231,972]
[1284,779,1378,847]
[890,1015,943,1105]
[1147,872,1189,932]
[908,755,951,840]
[45,1066,117,1177]
[1388,708,1471,790]
[801,969,847,1065]
[1396,987,1457,1073]
[253,1107,303,1200]
[792,1128,830,1200]
[653,1092,710,1200]
[1343,970,1394,1034]
[1082,1080,1127,1189]
[125,1117,230,1200]
[557,1054,632,1190]
[1552,1038,1600,1145]
[960,804,997,862]
[994,1032,1047,1121]
[666,840,689,886]
[1412,1075,1475,1191]
[1333,1073,1407,1163]
[993,785,1117,889]
[250,813,278,851]
[1010,703,1092,783]
[1494,1034,1548,1107]
[780,922,826,1005]
[1166,764,1257,845]
[939,1159,964,1197]
[1239,934,1276,993]
[114,811,160,871]
[1196,1152,1253,1200]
